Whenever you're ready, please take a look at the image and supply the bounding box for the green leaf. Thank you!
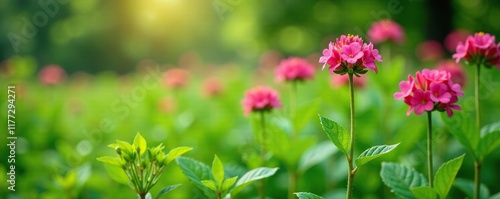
[298,141,337,173]
[221,176,238,191]
[319,115,350,155]
[490,192,500,199]
[96,156,122,167]
[116,140,134,154]
[434,154,465,199]
[453,178,490,199]
[175,157,213,193]
[355,143,399,168]
[133,133,147,155]
[410,187,437,199]
[477,130,500,159]
[165,147,193,165]
[294,192,324,199]
[441,112,479,158]
[103,163,129,185]
[75,163,91,188]
[155,184,181,199]
[201,180,217,191]
[212,155,224,188]
[480,121,500,136]
[230,167,278,197]
[380,162,428,199]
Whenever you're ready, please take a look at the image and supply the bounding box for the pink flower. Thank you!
[436,60,466,87]
[410,90,434,115]
[368,19,404,44]
[395,69,463,117]
[319,34,383,76]
[445,29,470,52]
[158,97,176,113]
[416,40,444,61]
[453,32,500,69]
[163,68,189,89]
[241,86,282,116]
[202,77,223,97]
[39,64,67,85]
[275,57,315,82]
[330,73,366,89]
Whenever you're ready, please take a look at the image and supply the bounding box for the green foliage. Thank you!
[294,192,324,199]
[453,178,490,199]
[355,143,399,168]
[382,154,465,199]
[177,155,278,198]
[380,162,428,199]
[319,115,350,155]
[298,141,337,173]
[97,133,191,198]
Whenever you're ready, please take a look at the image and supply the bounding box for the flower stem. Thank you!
[474,63,481,199]
[346,73,356,199]
[426,111,433,187]
[290,81,298,139]
[287,170,298,199]
[259,111,266,199]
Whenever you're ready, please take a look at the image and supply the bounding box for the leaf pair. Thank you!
[319,115,399,169]
[176,156,278,199]
[381,154,465,199]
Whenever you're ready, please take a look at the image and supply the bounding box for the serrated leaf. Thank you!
[441,112,479,158]
[294,192,324,199]
[355,143,399,168]
[230,167,278,197]
[477,130,500,159]
[201,180,217,191]
[175,157,213,195]
[410,187,437,199]
[96,156,122,167]
[221,176,238,191]
[453,178,490,199]
[133,133,147,155]
[319,115,350,155]
[380,162,428,199]
[298,141,337,173]
[155,184,181,199]
[434,154,465,199]
[165,147,193,165]
[212,155,225,188]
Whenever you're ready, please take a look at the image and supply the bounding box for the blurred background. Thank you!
[1,0,500,198]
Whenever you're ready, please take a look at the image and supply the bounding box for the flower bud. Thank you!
[115,146,122,156]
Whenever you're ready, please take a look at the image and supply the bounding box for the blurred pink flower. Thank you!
[319,34,382,75]
[275,57,315,82]
[330,73,366,89]
[241,86,282,116]
[202,77,223,97]
[436,60,466,87]
[444,29,470,52]
[368,19,404,44]
[158,97,176,113]
[38,64,67,85]
[163,68,189,89]
[416,40,445,61]
[453,32,500,70]
[395,69,463,117]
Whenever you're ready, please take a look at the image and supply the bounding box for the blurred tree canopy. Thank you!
[1,0,500,74]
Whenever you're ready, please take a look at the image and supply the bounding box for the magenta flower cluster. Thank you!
[394,69,464,117]
[275,57,315,82]
[241,86,282,116]
[319,34,382,75]
[453,32,500,69]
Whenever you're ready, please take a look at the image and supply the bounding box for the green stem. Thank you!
[287,170,298,199]
[474,63,481,199]
[346,73,356,199]
[259,111,266,199]
[426,111,433,187]
[290,81,298,139]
